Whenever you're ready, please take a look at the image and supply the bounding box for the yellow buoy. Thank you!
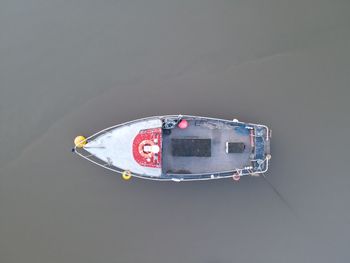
[74,135,87,148]
[122,170,132,180]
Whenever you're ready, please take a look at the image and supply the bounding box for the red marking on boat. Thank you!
[132,128,162,168]
[250,129,255,147]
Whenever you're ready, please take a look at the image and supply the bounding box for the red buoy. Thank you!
[233,174,240,181]
[178,119,188,129]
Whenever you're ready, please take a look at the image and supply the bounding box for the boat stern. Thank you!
[250,124,271,174]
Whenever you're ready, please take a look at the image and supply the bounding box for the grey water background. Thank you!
[0,0,349,262]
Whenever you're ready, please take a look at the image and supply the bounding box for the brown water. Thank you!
[1,1,350,262]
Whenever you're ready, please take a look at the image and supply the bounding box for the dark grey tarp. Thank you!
[171,139,211,157]
[226,142,245,153]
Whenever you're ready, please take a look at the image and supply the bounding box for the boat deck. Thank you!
[162,119,252,175]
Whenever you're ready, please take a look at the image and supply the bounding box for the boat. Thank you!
[73,115,271,182]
